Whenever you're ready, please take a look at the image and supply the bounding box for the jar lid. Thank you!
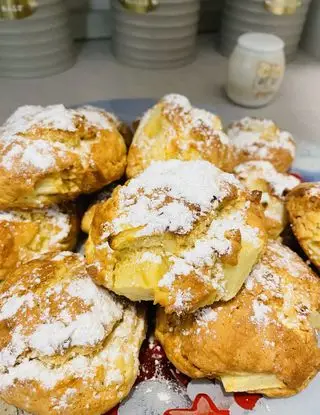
[238,32,285,52]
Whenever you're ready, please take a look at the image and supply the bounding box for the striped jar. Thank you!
[111,0,201,69]
[0,0,74,78]
[220,0,312,61]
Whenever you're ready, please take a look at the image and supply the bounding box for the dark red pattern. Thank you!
[164,394,230,415]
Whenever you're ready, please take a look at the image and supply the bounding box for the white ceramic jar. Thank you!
[226,32,285,107]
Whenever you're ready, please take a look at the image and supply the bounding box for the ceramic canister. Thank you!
[301,0,320,60]
[111,0,201,69]
[226,32,285,107]
[220,0,312,61]
[0,0,75,78]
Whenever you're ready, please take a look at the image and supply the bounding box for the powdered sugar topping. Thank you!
[251,299,272,326]
[158,202,261,294]
[228,117,295,158]
[246,241,318,330]
[107,160,241,239]
[307,183,320,197]
[134,94,227,158]
[0,304,144,397]
[0,206,72,248]
[195,307,218,326]
[76,105,113,130]
[235,161,300,198]
[0,104,119,175]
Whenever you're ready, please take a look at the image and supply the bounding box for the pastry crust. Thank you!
[286,182,320,269]
[234,161,300,238]
[228,117,295,172]
[156,240,320,397]
[0,204,78,280]
[0,252,146,415]
[126,94,236,178]
[81,182,120,234]
[86,159,267,314]
[0,105,127,209]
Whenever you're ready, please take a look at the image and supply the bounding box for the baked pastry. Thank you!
[0,105,127,209]
[0,252,146,415]
[156,240,320,397]
[286,182,320,269]
[85,159,267,314]
[126,94,235,178]
[228,117,295,172]
[0,204,78,280]
[81,182,120,234]
[234,161,300,238]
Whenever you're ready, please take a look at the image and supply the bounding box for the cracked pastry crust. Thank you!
[156,240,320,398]
[85,159,267,314]
[0,252,146,415]
[286,182,320,269]
[81,182,120,235]
[0,105,127,209]
[234,161,300,238]
[0,204,78,280]
[126,94,236,178]
[228,117,295,173]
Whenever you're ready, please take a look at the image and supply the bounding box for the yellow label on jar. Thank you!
[265,0,301,15]
[253,61,284,98]
[119,0,159,13]
[0,0,37,20]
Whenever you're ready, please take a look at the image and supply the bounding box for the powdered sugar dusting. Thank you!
[173,289,193,311]
[76,106,113,130]
[1,105,76,141]
[195,307,218,326]
[134,94,228,159]
[235,161,300,198]
[107,160,241,240]
[0,304,143,394]
[246,241,318,331]
[46,208,71,246]
[2,140,56,171]
[228,117,295,158]
[308,184,320,197]
[162,94,191,110]
[268,241,313,279]
[52,388,77,410]
[0,104,119,175]
[0,293,34,320]
[251,299,271,326]
[158,203,261,293]
[0,255,134,395]
[0,206,72,249]
[28,278,123,356]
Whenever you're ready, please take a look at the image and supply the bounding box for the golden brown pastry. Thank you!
[234,161,300,238]
[81,182,120,234]
[156,240,320,398]
[0,105,127,209]
[0,252,146,415]
[86,159,267,314]
[286,182,320,269]
[0,204,78,280]
[228,117,295,172]
[126,94,236,178]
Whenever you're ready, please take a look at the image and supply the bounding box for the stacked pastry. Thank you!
[83,95,319,399]
[0,95,319,415]
[0,104,147,415]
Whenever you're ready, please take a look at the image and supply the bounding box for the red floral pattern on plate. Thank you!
[234,393,261,410]
[163,394,230,415]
